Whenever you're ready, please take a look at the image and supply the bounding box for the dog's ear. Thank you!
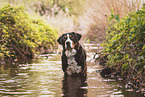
[72,32,82,41]
[76,33,82,41]
[57,36,63,45]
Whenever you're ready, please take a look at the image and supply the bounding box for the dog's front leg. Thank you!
[77,51,87,76]
[62,55,68,73]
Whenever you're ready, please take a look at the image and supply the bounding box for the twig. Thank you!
[9,41,27,59]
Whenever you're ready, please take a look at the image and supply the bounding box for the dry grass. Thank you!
[78,0,144,43]
[46,10,75,35]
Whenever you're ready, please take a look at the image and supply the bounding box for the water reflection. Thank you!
[0,54,144,97]
[0,59,64,96]
[0,63,31,96]
[62,75,88,97]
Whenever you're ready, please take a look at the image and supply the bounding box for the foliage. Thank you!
[57,0,86,16]
[0,4,58,62]
[0,0,86,35]
[34,0,86,16]
[98,5,145,91]
[0,0,86,16]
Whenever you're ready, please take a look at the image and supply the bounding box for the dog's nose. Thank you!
[66,42,70,46]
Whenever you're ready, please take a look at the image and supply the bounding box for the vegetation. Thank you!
[79,0,143,42]
[97,5,145,91]
[0,0,86,34]
[0,5,58,63]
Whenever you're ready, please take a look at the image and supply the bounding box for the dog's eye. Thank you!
[70,35,73,38]
[64,35,67,39]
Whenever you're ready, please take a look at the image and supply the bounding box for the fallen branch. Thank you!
[9,41,27,59]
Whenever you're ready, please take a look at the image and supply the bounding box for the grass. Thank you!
[46,10,75,35]
[78,0,144,42]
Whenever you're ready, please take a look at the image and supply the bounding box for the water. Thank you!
[0,48,144,97]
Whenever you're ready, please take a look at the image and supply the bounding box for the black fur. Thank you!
[57,32,87,76]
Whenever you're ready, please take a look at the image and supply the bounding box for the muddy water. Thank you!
[0,46,144,97]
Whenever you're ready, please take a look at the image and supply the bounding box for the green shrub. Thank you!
[0,4,58,62]
[99,5,145,90]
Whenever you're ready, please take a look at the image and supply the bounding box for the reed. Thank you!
[79,0,144,42]
[46,10,75,35]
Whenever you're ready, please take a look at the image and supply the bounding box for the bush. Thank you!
[98,5,145,91]
[0,4,58,62]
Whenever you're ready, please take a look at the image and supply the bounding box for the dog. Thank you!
[57,32,87,76]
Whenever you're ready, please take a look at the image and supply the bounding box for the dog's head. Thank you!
[57,32,82,50]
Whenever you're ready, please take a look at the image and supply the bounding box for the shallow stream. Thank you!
[0,44,144,97]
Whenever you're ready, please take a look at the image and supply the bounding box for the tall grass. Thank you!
[46,10,76,35]
[79,0,144,43]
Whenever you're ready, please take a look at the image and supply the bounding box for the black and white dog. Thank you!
[57,32,87,76]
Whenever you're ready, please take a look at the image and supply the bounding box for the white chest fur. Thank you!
[65,49,81,75]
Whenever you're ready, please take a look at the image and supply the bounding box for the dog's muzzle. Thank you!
[66,42,71,49]
[65,34,73,49]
